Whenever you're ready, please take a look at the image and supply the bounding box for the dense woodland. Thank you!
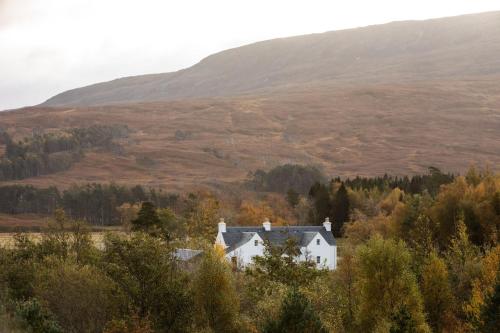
[0,166,499,332]
[0,125,129,181]
[0,184,178,228]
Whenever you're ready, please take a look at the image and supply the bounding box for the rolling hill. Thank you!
[42,11,500,107]
[1,11,499,190]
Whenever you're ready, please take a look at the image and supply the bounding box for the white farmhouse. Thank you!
[215,217,337,270]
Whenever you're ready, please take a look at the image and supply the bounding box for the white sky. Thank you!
[1,0,500,110]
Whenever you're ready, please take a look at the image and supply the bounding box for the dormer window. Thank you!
[316,239,320,245]
[254,240,258,246]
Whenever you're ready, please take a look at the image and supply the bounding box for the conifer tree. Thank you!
[263,288,327,333]
[332,183,350,236]
[131,201,161,233]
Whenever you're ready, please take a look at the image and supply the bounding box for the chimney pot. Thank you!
[263,218,271,231]
[323,217,332,232]
[218,218,226,233]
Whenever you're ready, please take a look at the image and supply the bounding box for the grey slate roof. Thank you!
[221,226,336,252]
[174,248,203,261]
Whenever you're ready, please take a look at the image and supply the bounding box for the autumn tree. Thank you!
[332,183,350,236]
[355,236,430,332]
[192,249,240,333]
[480,272,500,333]
[185,193,220,240]
[420,252,457,332]
[102,233,193,332]
[35,262,124,333]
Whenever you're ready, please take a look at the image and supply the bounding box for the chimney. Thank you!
[263,218,271,231]
[218,218,226,233]
[323,217,332,232]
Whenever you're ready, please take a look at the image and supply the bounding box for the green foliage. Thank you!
[16,298,62,333]
[34,262,124,333]
[263,288,327,333]
[355,236,430,333]
[193,249,240,333]
[102,233,193,332]
[389,306,418,333]
[480,272,500,332]
[247,238,325,288]
[0,125,129,181]
[420,252,456,332]
[308,182,332,225]
[341,167,454,196]
[332,183,350,236]
[131,201,170,239]
[0,183,178,226]
[286,188,300,208]
[248,164,326,194]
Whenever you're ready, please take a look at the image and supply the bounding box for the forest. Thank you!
[0,166,499,332]
[0,125,129,181]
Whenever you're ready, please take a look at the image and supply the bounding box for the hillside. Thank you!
[2,78,500,189]
[42,11,500,107]
[0,11,499,189]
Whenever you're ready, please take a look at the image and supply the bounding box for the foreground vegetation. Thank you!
[0,167,499,332]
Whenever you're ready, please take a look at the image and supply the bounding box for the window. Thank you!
[231,256,238,270]
[316,256,321,264]
[254,240,258,246]
[316,239,320,245]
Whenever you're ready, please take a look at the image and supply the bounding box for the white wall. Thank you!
[301,233,337,270]
[226,233,264,268]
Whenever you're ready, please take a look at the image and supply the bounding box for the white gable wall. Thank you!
[300,233,337,270]
[225,233,264,268]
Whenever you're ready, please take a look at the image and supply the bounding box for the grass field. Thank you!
[0,231,121,249]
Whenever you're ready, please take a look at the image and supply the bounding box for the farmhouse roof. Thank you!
[220,225,336,252]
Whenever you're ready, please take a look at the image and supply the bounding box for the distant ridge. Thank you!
[42,11,500,107]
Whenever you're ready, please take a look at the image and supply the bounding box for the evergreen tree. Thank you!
[263,288,327,333]
[131,201,161,232]
[308,182,331,225]
[332,183,350,236]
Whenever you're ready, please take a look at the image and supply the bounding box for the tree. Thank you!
[444,217,481,310]
[185,194,220,240]
[247,238,324,288]
[16,298,62,333]
[389,306,418,333]
[420,252,456,332]
[192,249,240,333]
[480,272,500,333]
[355,236,430,333]
[102,233,193,332]
[34,262,124,333]
[131,201,161,232]
[263,288,327,333]
[286,189,300,208]
[308,182,331,225]
[332,183,350,236]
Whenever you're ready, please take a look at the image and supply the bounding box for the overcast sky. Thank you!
[1,0,500,111]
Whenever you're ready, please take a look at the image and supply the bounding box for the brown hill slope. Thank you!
[3,78,500,189]
[42,11,500,107]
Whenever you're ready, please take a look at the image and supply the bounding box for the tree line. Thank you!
[0,183,178,227]
[0,125,129,181]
